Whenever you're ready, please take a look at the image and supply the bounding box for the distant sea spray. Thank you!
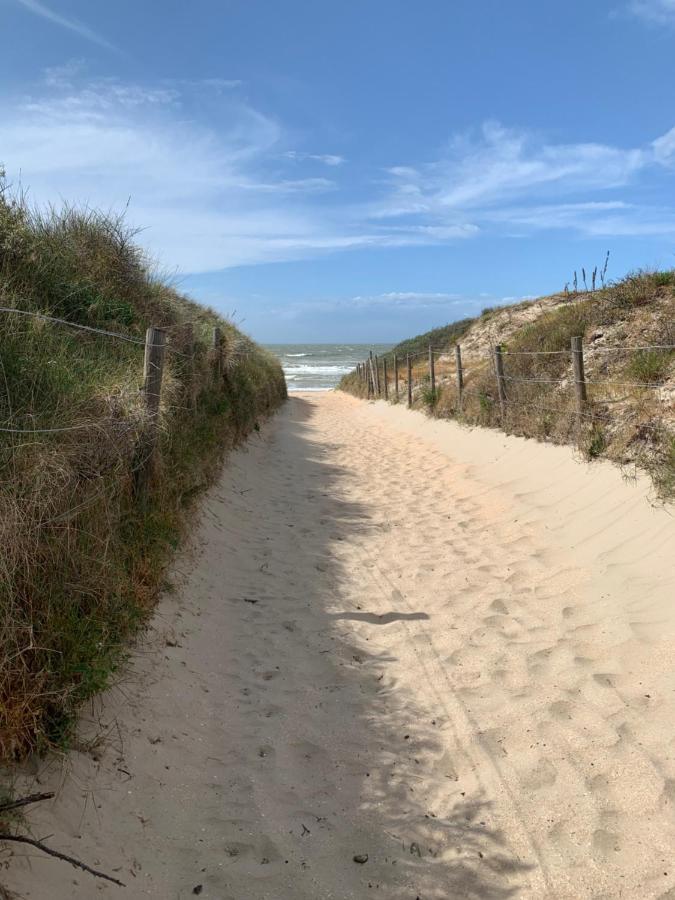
[265,344,392,391]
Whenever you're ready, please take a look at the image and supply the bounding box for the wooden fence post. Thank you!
[394,354,399,401]
[407,353,413,408]
[383,357,389,400]
[368,351,375,398]
[374,355,381,396]
[455,344,464,410]
[571,336,587,420]
[212,326,223,379]
[494,344,507,418]
[428,343,436,394]
[137,326,166,497]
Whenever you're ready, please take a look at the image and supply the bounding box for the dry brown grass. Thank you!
[0,182,286,758]
[340,271,675,500]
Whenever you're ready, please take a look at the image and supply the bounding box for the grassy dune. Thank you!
[0,181,286,758]
[340,271,675,499]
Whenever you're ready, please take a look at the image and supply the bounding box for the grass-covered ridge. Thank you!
[382,318,475,363]
[340,272,675,499]
[0,178,286,758]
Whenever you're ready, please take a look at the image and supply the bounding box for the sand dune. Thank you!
[5,392,675,899]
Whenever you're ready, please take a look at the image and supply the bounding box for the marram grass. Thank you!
[0,178,286,757]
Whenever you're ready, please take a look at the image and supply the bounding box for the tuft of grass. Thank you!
[608,269,674,309]
[0,179,286,758]
[626,349,674,385]
[585,424,607,459]
[421,386,439,409]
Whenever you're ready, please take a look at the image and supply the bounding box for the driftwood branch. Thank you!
[0,793,55,815]
[0,833,125,887]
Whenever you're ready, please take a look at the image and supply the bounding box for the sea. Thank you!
[265,344,392,392]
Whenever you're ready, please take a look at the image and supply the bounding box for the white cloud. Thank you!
[4,70,675,276]
[485,200,675,236]
[283,151,346,166]
[373,122,646,220]
[270,291,481,320]
[369,121,675,239]
[627,0,675,24]
[349,292,467,309]
[0,74,476,272]
[15,0,117,51]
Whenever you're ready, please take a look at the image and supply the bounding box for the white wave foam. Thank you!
[282,364,351,375]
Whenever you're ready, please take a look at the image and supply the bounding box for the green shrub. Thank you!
[626,350,674,385]
[586,424,606,459]
[421,386,439,408]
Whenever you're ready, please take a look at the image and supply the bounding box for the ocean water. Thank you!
[266,344,392,391]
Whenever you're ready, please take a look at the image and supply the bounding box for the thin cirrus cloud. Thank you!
[369,121,675,239]
[272,291,479,320]
[283,151,346,167]
[3,72,675,274]
[371,122,647,219]
[626,0,675,24]
[15,0,118,51]
[0,72,477,272]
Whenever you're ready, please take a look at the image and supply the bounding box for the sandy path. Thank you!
[5,392,675,899]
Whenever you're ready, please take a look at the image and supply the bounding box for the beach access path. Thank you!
[6,391,675,899]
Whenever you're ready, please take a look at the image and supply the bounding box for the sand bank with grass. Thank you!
[5,391,675,898]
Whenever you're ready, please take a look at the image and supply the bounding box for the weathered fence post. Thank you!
[368,351,375,398]
[494,344,507,418]
[374,355,381,396]
[571,335,587,420]
[455,343,464,411]
[407,353,413,408]
[212,326,223,379]
[428,343,436,394]
[394,354,400,401]
[137,326,166,497]
[383,357,389,400]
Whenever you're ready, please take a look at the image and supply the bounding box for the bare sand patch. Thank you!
[4,392,675,899]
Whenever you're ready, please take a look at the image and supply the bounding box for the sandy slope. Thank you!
[4,392,675,900]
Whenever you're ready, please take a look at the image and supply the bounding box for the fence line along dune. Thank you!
[342,270,675,499]
[0,181,286,762]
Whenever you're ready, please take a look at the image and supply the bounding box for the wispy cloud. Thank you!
[4,68,675,276]
[370,121,675,238]
[283,151,345,166]
[626,0,675,24]
[372,122,646,219]
[15,0,118,50]
[0,72,471,272]
[349,291,468,309]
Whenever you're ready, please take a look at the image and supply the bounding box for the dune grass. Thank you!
[340,271,675,500]
[0,179,286,758]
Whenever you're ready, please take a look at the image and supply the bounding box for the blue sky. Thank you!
[2,0,675,341]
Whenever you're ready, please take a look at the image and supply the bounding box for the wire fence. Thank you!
[353,337,675,445]
[0,308,237,493]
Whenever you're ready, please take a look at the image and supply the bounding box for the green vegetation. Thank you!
[340,270,674,500]
[626,349,675,384]
[384,318,475,362]
[0,177,286,758]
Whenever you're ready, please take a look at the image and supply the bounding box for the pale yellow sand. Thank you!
[5,392,675,899]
